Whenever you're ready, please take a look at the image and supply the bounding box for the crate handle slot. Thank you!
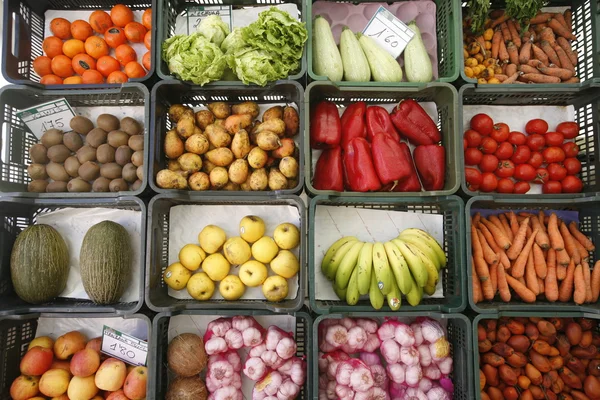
[10,12,19,59]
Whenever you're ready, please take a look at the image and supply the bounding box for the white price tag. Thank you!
[362,6,415,59]
[101,325,148,366]
[187,6,233,33]
[16,98,76,140]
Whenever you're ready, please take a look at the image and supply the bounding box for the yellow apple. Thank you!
[252,236,279,263]
[270,250,299,279]
[178,244,206,271]
[202,253,230,281]
[67,375,98,400]
[95,358,126,391]
[28,336,54,351]
[223,237,252,265]
[262,275,289,302]
[186,272,215,300]
[163,262,192,290]
[239,260,268,287]
[198,225,227,254]
[273,223,300,250]
[219,275,245,300]
[239,215,265,243]
[39,369,70,397]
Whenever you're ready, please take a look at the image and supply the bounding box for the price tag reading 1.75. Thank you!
[101,326,148,367]
[362,6,415,59]
[16,98,76,140]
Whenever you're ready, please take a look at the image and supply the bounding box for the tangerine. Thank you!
[70,20,93,41]
[96,56,121,77]
[51,55,74,78]
[72,54,96,75]
[124,61,146,78]
[85,36,109,59]
[50,18,71,39]
[142,51,151,71]
[124,22,147,43]
[32,56,52,77]
[62,39,85,58]
[144,30,151,50]
[89,10,113,34]
[63,76,83,85]
[42,36,64,58]
[40,74,63,85]
[110,4,134,28]
[81,69,104,84]
[104,26,126,48]
[142,8,152,30]
[115,44,137,66]
[107,70,129,84]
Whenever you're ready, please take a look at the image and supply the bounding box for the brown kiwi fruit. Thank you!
[27,164,48,180]
[30,144,49,164]
[122,163,137,183]
[46,162,69,181]
[109,178,128,192]
[128,135,144,151]
[131,151,144,167]
[132,179,142,191]
[115,146,133,166]
[107,130,129,148]
[64,156,81,177]
[92,177,111,192]
[120,117,142,136]
[100,162,123,179]
[86,128,108,148]
[47,144,71,163]
[96,114,120,132]
[78,161,100,181]
[136,165,144,181]
[63,131,84,152]
[46,181,68,193]
[96,144,116,164]
[76,145,97,163]
[41,129,63,148]
[67,178,91,192]
[69,116,94,135]
[28,180,48,193]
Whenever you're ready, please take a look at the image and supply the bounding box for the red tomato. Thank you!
[534,168,549,184]
[526,134,545,151]
[544,131,565,147]
[508,131,527,146]
[514,181,531,194]
[470,113,494,136]
[480,137,498,154]
[543,181,563,194]
[511,145,531,165]
[562,142,579,158]
[496,160,515,178]
[465,167,482,191]
[497,178,515,194]
[525,119,549,135]
[464,148,483,166]
[556,121,579,139]
[548,163,568,181]
[463,138,468,150]
[480,172,498,192]
[491,123,510,142]
[480,154,499,173]
[494,142,513,160]
[563,157,582,175]
[464,129,482,148]
[514,164,537,182]
[528,152,544,168]
[561,176,583,193]
[542,146,566,163]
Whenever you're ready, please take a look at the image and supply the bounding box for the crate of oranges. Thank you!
[2,1,154,87]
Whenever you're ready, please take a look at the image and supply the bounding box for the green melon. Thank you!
[80,220,132,304]
[10,224,69,304]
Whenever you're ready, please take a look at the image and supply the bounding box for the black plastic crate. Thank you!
[0,83,150,198]
[0,196,146,315]
[1,0,156,88]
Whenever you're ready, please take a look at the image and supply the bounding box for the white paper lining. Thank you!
[35,316,148,342]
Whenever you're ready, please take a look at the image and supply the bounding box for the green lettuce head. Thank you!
[221,27,245,53]
[227,47,291,86]
[197,15,230,47]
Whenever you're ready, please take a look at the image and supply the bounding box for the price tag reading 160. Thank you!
[368,27,400,48]
[362,6,415,60]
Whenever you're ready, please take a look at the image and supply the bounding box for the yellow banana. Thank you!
[405,274,423,306]
[372,242,394,295]
[391,238,428,288]
[369,270,384,310]
[321,236,357,277]
[424,282,437,295]
[383,241,413,295]
[346,267,360,305]
[399,233,442,271]
[335,241,364,289]
[325,239,358,281]
[386,278,402,311]
[399,228,447,268]
[333,283,347,300]
[357,242,373,295]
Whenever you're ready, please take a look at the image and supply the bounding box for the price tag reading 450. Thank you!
[362,6,415,59]
[101,326,148,366]
[16,98,76,140]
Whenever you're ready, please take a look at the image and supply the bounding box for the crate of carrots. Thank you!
[461,1,598,85]
[467,195,600,314]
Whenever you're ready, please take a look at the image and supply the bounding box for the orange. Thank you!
[85,36,109,59]
[72,54,96,75]
[63,76,83,85]
[124,22,147,43]
[142,8,152,30]
[115,44,137,66]
[96,56,121,77]
[144,30,151,50]
[32,56,52,77]
[51,55,74,78]
[107,70,129,84]
[142,51,151,71]
[104,26,127,48]
[124,61,146,78]
[89,10,113,34]
[40,74,63,85]
[81,69,104,84]
[70,20,93,41]
[110,4,134,28]
[43,36,64,58]
[50,18,71,40]
[62,39,85,58]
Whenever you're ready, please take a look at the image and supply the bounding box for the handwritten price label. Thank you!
[101,326,148,366]
[16,98,76,140]
[362,7,414,59]
[187,6,232,32]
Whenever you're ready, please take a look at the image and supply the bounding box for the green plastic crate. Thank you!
[304,81,460,197]
[467,195,600,314]
[313,313,473,400]
[307,0,461,84]
[459,83,600,197]
[460,0,600,86]
[308,195,466,314]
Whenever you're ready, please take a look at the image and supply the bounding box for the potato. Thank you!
[120,117,142,136]
[168,160,181,171]
[30,144,49,164]
[271,138,295,158]
[169,104,193,122]
[189,172,210,191]
[132,151,144,167]
[232,101,259,118]
[47,144,71,163]
[194,126,203,136]
[209,167,229,189]
[67,178,91,192]
[224,114,253,134]
[248,147,268,169]
[205,148,234,167]
[70,116,94,135]
[207,102,230,119]
[195,110,215,130]
[222,182,240,191]
[97,143,116,164]
[41,129,63,148]
[268,168,288,190]
[46,181,68,193]
[249,168,268,191]
[256,131,281,151]
[92,177,111,192]
[157,169,188,189]
[166,376,208,400]
[231,130,251,159]
[287,177,299,189]
[228,159,249,184]
[100,163,122,180]
[27,163,47,180]
[185,133,209,155]
[283,106,299,137]
[165,130,185,159]
[263,106,283,122]
[132,179,143,191]
[109,178,128,192]
[121,163,136,183]
[115,145,133,166]
[96,114,120,132]
[76,145,97,163]
[86,128,108,148]
[279,156,298,179]
[137,165,144,181]
[64,156,81,177]
[78,161,100,181]
[202,159,217,174]
[254,118,286,137]
[107,130,129,148]
[63,131,84,152]
[240,175,252,191]
[205,124,231,148]
[178,153,202,173]
[129,135,144,152]
[214,119,226,129]
[176,117,196,139]
[28,180,48,193]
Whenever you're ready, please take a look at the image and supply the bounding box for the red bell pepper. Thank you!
[310,101,341,149]
[390,99,441,145]
[344,137,381,192]
[413,144,446,191]
[340,102,367,148]
[394,142,422,192]
[313,147,344,191]
[366,106,400,142]
[371,133,413,185]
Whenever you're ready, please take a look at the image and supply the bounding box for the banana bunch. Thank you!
[321,229,447,310]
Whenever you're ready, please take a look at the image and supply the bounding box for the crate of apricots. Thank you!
[29,3,152,85]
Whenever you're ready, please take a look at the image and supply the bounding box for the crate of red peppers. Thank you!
[460,83,600,196]
[304,82,460,197]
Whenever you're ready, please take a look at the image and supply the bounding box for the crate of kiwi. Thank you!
[0,84,149,197]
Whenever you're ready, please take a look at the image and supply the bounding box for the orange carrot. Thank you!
[507,41,519,65]
[476,35,488,58]
[495,74,509,82]
[500,22,512,42]
[591,260,600,302]
[491,14,511,29]
[557,37,578,66]
[532,43,550,65]
[472,259,483,304]
[472,223,483,257]
[508,212,519,236]
[547,248,556,271]
[472,212,481,226]
[511,229,539,278]
[499,214,513,242]
[563,77,580,83]
[519,41,532,64]
[534,23,548,34]
[521,73,561,83]
[531,216,550,249]
[508,217,530,260]
[503,72,520,84]
[558,259,576,302]
[506,63,518,77]
[478,229,499,266]
[489,215,508,236]
[548,18,577,40]
[538,210,547,232]
[568,221,595,251]
[556,248,570,267]
[564,9,572,31]
[539,27,557,46]
[529,13,553,25]
[560,222,581,265]
[548,213,564,251]
[533,243,547,279]
[540,40,561,67]
[481,218,511,249]
[506,275,537,303]
[519,64,540,74]
[553,45,575,74]
[583,260,593,303]
[538,66,574,80]
[557,265,567,281]
[573,264,586,304]
[491,30,502,59]
[476,255,495,301]
[490,262,498,296]
[499,39,509,63]
[574,238,589,262]
[538,277,545,294]
[480,224,511,269]
[545,258,559,302]
[507,20,521,47]
[553,13,569,30]
[497,256,511,302]
[526,251,540,295]
[518,276,526,286]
